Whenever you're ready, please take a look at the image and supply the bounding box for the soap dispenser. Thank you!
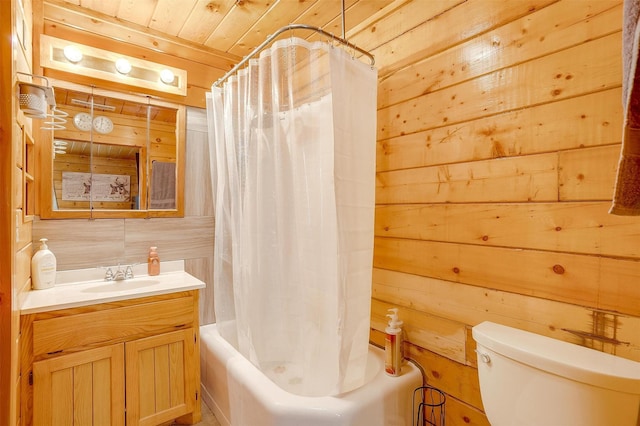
[148,246,160,276]
[384,308,404,376]
[31,238,57,290]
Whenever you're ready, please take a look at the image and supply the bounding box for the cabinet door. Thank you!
[33,344,125,426]
[125,328,197,426]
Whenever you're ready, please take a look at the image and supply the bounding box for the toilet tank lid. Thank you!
[472,321,640,394]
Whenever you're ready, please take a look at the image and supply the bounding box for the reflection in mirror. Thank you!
[41,83,183,218]
[150,160,176,209]
[147,104,178,210]
[53,140,141,210]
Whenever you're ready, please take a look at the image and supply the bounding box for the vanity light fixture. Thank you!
[63,45,83,63]
[160,69,175,84]
[115,58,132,75]
[41,35,187,96]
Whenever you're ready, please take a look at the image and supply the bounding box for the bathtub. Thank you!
[200,323,423,426]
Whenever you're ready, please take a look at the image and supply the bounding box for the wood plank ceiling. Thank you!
[54,0,393,67]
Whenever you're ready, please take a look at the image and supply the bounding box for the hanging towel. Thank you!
[149,161,176,209]
[610,0,640,215]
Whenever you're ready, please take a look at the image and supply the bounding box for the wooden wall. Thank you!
[1,0,38,424]
[1,1,17,423]
[353,0,640,425]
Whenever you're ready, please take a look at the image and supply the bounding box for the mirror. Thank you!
[40,81,185,218]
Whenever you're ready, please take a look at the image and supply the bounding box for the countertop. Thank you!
[21,260,206,314]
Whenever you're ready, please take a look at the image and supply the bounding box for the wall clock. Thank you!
[93,115,114,134]
[73,112,92,131]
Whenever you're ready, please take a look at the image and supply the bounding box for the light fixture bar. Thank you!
[40,34,187,96]
[71,98,116,111]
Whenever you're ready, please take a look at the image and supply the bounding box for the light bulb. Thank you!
[63,45,83,63]
[115,58,132,74]
[160,69,175,84]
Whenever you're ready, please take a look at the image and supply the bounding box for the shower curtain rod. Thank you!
[212,23,375,88]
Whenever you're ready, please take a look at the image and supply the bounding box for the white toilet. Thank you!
[472,321,640,426]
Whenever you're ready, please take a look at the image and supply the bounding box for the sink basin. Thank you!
[21,261,207,315]
[81,278,161,293]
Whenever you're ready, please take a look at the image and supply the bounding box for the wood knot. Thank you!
[207,2,221,12]
[552,264,565,274]
[452,267,460,274]
[481,235,489,241]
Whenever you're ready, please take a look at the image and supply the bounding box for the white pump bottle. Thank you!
[31,238,57,290]
[384,308,404,376]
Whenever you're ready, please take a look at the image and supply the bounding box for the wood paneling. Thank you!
[375,201,640,258]
[558,145,619,200]
[377,32,621,141]
[376,152,558,204]
[377,1,622,109]
[369,1,640,424]
[377,89,622,172]
[362,0,560,77]
[4,0,37,423]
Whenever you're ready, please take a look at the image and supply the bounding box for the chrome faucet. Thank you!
[104,264,134,281]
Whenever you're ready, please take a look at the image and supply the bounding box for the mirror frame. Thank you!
[38,80,185,219]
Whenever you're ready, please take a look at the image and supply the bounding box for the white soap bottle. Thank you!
[384,307,404,376]
[31,238,57,290]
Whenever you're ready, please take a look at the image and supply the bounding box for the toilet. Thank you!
[472,321,640,426]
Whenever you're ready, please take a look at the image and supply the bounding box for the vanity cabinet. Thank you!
[21,290,201,426]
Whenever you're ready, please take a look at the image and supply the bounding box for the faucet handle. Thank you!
[125,265,134,279]
[104,267,115,281]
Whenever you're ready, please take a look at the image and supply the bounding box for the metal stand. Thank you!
[413,386,446,426]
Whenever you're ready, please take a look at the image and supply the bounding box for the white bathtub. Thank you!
[200,323,423,426]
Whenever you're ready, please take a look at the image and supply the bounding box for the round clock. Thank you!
[73,112,92,131]
[93,115,114,134]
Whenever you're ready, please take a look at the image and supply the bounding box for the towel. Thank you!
[610,0,640,215]
[149,161,176,209]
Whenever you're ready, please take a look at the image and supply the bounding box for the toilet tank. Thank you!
[472,321,640,426]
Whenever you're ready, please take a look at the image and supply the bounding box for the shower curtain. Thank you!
[208,37,377,397]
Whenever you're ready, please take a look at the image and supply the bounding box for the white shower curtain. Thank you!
[208,37,377,396]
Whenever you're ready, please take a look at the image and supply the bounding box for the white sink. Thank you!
[81,277,162,293]
[21,260,205,314]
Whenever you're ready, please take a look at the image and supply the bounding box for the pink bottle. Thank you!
[148,246,160,276]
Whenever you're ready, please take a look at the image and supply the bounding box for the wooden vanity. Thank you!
[19,266,204,426]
